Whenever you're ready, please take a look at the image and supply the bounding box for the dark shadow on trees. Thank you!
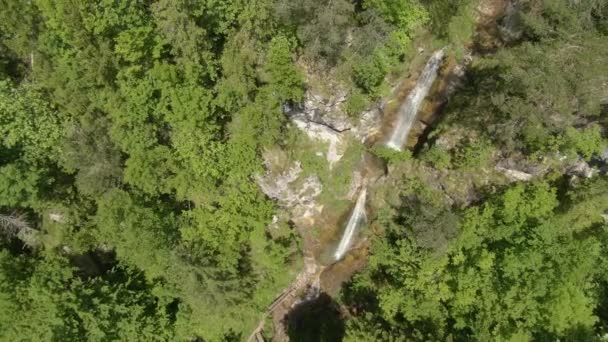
[287,293,345,342]
[533,324,600,342]
[220,329,242,342]
[422,0,470,38]
[593,281,608,338]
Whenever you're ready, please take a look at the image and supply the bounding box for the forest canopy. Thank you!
[0,0,607,341]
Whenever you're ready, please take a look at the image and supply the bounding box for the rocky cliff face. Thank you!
[256,158,322,208]
[283,86,383,166]
[283,89,351,131]
[255,150,326,233]
[290,118,346,168]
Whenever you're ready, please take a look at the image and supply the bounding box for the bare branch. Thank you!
[0,213,40,247]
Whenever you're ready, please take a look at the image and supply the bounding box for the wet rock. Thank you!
[352,107,382,142]
[360,152,387,182]
[444,53,473,97]
[346,171,364,201]
[319,246,369,296]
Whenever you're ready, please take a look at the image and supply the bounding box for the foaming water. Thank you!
[386,49,445,150]
[333,188,367,261]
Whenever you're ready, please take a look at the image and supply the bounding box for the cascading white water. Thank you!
[333,188,367,261]
[386,49,445,150]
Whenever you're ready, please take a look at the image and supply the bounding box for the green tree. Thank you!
[345,180,608,341]
[0,80,65,163]
[439,1,608,158]
[264,35,304,102]
[364,0,428,32]
[0,248,175,341]
[275,0,355,68]
[94,189,176,279]
[563,125,605,160]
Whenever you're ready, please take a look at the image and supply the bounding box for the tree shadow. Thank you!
[287,293,345,342]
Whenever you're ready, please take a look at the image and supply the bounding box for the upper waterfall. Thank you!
[386,49,445,150]
[334,187,367,261]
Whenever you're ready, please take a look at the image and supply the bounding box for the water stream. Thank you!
[333,187,367,261]
[252,2,512,338]
[386,49,445,150]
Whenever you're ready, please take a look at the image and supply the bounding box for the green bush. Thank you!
[344,89,369,117]
[563,125,605,160]
[265,35,305,102]
[352,52,388,95]
[447,3,475,57]
[453,138,494,170]
[421,145,452,169]
[364,0,429,32]
[369,145,412,164]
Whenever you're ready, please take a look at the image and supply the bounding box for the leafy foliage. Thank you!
[437,1,608,159]
[0,0,606,341]
[343,3,608,341]
[0,0,301,339]
[345,179,608,341]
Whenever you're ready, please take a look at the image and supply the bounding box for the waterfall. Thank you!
[334,188,367,261]
[386,49,445,150]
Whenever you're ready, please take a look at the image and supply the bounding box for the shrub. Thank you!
[421,145,452,169]
[563,125,605,160]
[344,90,369,117]
[352,50,388,95]
[369,145,412,164]
[453,138,494,170]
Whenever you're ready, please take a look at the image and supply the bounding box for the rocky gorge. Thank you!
[249,1,608,340]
